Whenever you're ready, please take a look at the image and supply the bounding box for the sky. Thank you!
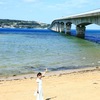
[0,0,100,29]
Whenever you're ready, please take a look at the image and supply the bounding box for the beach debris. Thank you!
[13,74,16,77]
[14,79,19,81]
[0,80,4,82]
[93,82,98,84]
[96,66,99,69]
[30,77,34,79]
[24,77,27,79]
[58,74,62,77]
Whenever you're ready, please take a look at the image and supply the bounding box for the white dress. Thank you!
[36,78,44,100]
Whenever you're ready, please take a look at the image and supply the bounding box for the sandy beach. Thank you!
[0,67,100,100]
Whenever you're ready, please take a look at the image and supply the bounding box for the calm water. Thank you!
[0,28,100,76]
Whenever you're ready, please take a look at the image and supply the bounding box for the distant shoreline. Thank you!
[0,19,50,29]
[0,66,99,81]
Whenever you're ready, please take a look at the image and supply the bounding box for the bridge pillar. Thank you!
[58,23,61,33]
[61,23,65,33]
[64,22,67,34]
[58,23,61,32]
[57,23,60,32]
[66,23,71,35]
[76,25,86,39]
[55,23,58,32]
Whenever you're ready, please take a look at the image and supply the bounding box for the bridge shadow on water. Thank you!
[45,96,57,100]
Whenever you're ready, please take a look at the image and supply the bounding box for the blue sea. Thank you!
[0,28,100,77]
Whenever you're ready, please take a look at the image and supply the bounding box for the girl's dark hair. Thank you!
[37,72,42,77]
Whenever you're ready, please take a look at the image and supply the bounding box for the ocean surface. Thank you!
[0,28,100,77]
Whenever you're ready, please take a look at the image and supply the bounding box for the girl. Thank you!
[35,69,47,100]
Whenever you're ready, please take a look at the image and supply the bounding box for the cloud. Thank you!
[23,0,39,3]
[47,0,100,16]
[48,0,89,9]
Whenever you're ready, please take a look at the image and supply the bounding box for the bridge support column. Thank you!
[66,23,71,35]
[64,22,67,34]
[58,23,62,33]
[55,23,58,32]
[76,25,86,39]
[61,23,65,33]
[57,23,60,32]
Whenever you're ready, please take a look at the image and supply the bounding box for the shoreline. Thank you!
[0,66,99,81]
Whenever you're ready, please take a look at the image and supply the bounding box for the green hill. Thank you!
[0,19,50,29]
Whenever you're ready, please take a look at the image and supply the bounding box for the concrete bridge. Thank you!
[50,9,100,38]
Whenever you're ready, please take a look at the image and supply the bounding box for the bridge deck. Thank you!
[55,9,100,20]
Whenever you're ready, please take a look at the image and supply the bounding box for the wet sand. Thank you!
[0,67,100,100]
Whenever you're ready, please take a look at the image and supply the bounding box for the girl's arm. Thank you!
[42,68,48,77]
